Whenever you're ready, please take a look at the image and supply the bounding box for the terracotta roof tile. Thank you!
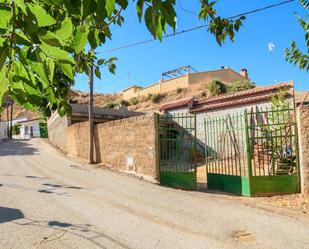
[190,95,274,113]
[188,81,293,113]
[159,98,195,112]
[197,81,293,106]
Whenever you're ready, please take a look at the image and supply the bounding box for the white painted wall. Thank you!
[166,101,280,145]
[20,121,40,139]
[0,122,8,139]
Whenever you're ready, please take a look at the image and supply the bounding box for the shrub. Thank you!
[119,99,130,106]
[229,80,255,93]
[12,123,21,135]
[151,93,162,103]
[39,122,48,138]
[207,80,227,96]
[104,101,118,109]
[146,93,153,101]
[176,87,182,94]
[129,97,139,105]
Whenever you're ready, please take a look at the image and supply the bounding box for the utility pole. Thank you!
[6,103,9,138]
[9,102,13,139]
[88,62,94,164]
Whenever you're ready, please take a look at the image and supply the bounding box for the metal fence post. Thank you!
[244,109,253,196]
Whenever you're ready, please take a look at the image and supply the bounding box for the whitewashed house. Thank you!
[0,121,8,139]
[159,81,295,145]
[19,119,41,139]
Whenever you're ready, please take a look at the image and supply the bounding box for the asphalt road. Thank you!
[0,139,309,249]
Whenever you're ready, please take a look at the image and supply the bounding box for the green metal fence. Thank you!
[204,107,300,196]
[205,113,251,195]
[157,113,197,190]
[247,107,300,196]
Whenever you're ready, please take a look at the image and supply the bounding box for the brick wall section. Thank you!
[66,114,158,180]
[47,112,69,151]
[297,106,309,194]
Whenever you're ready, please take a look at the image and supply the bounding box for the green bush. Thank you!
[12,123,21,135]
[146,93,153,101]
[207,80,227,96]
[229,80,255,93]
[104,101,118,109]
[129,97,139,105]
[39,122,48,138]
[176,87,182,94]
[151,93,162,103]
[118,99,130,106]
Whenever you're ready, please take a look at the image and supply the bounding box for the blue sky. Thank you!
[74,0,308,93]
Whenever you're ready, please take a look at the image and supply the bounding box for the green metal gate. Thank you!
[247,107,300,196]
[205,107,300,196]
[205,113,250,196]
[157,113,197,190]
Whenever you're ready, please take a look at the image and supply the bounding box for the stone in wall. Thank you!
[66,114,158,180]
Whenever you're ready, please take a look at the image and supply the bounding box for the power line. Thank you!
[179,0,198,17]
[98,0,295,54]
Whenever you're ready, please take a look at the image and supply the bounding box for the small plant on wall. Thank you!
[207,80,227,96]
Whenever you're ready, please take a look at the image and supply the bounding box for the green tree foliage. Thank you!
[39,121,48,138]
[285,0,309,71]
[0,0,246,116]
[12,123,20,135]
[207,80,227,96]
[229,80,255,93]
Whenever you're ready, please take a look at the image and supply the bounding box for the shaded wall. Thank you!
[47,112,69,151]
[66,114,159,180]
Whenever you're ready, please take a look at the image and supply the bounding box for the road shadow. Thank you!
[0,140,39,156]
[12,217,133,249]
[0,206,24,224]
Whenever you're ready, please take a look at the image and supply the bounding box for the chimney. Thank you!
[240,68,248,79]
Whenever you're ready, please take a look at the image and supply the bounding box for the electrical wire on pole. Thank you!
[98,0,295,54]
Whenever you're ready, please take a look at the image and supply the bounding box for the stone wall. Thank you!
[297,105,309,194]
[66,114,159,180]
[47,112,69,151]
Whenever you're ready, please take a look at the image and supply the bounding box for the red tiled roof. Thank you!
[197,81,293,106]
[190,95,273,113]
[159,98,195,112]
[190,81,294,113]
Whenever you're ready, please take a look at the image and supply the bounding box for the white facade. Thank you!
[20,120,41,139]
[0,121,8,139]
[166,101,276,145]
[0,117,27,140]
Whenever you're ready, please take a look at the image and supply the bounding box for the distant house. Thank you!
[0,117,27,140]
[160,81,295,145]
[121,66,249,100]
[18,119,41,139]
